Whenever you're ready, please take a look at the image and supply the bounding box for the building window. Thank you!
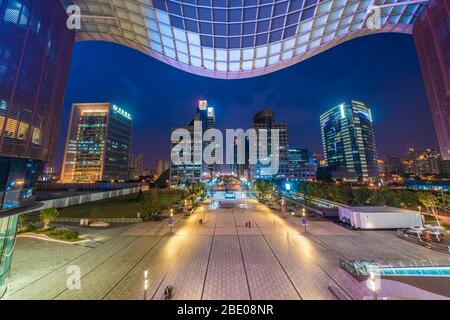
[5,118,17,138]
[32,127,41,145]
[17,122,29,140]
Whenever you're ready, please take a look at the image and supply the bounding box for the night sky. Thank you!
[57,33,438,170]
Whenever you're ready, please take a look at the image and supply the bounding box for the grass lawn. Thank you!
[58,190,183,219]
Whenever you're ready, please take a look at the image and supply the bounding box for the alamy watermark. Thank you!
[66,5,81,30]
[171,121,280,176]
[366,5,382,30]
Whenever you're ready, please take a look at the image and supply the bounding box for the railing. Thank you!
[54,217,142,224]
[396,229,450,254]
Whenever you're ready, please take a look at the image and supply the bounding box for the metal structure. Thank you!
[61,0,427,79]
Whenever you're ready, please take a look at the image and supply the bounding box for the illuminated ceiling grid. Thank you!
[62,0,426,78]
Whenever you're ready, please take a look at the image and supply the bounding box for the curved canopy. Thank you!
[62,0,426,79]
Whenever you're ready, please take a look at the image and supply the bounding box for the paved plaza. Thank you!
[4,199,449,300]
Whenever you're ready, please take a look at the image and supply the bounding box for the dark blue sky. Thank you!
[58,33,437,170]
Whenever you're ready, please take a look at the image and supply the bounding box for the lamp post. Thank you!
[169,208,174,234]
[144,270,149,300]
[368,271,378,300]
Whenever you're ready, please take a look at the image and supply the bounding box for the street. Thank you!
[5,198,449,300]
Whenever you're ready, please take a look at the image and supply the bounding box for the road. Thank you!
[4,197,449,300]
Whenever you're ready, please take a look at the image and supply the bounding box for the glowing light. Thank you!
[339,103,346,119]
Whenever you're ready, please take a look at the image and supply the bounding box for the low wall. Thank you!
[55,217,142,224]
[39,185,149,210]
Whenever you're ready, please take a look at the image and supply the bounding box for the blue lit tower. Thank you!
[320,100,379,181]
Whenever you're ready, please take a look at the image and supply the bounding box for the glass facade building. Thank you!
[413,0,450,160]
[61,103,132,183]
[320,100,379,181]
[170,100,216,186]
[61,0,425,79]
[0,0,74,296]
[252,109,289,179]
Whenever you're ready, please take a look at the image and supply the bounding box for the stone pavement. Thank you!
[4,198,449,300]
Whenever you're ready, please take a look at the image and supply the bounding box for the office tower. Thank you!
[288,148,316,180]
[61,103,132,183]
[252,110,289,179]
[413,0,450,160]
[197,100,217,178]
[289,148,309,169]
[170,100,216,186]
[0,0,74,296]
[156,160,164,177]
[156,159,171,177]
[320,100,379,181]
[129,153,144,179]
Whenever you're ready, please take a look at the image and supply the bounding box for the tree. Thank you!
[418,192,440,227]
[352,188,371,205]
[254,180,274,201]
[139,191,160,218]
[39,208,59,230]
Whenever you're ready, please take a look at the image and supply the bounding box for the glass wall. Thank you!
[0,213,18,297]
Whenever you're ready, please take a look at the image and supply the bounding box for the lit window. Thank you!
[17,121,29,140]
[32,127,41,145]
[5,118,17,138]
[0,116,4,134]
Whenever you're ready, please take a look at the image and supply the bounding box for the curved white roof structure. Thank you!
[62,0,427,79]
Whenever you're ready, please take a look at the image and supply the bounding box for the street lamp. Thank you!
[367,270,379,300]
[170,208,174,234]
[144,270,149,300]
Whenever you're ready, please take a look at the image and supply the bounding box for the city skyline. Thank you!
[56,33,437,171]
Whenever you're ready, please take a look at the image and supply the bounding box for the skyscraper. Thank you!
[61,103,132,183]
[129,153,144,179]
[288,148,317,180]
[413,0,450,160]
[320,100,379,181]
[252,110,289,179]
[170,100,216,186]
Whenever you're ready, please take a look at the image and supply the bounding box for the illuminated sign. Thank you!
[112,105,131,120]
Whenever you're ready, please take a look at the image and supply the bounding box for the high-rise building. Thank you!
[61,103,132,183]
[413,0,450,160]
[320,100,379,181]
[289,148,309,169]
[0,0,74,296]
[170,100,216,186]
[155,159,170,177]
[129,153,144,179]
[252,110,289,179]
[288,148,317,180]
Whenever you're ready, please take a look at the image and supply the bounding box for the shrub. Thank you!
[49,228,79,241]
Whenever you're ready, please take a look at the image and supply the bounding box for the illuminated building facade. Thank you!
[320,100,379,181]
[61,103,132,183]
[252,109,289,179]
[170,100,216,186]
[0,0,74,297]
